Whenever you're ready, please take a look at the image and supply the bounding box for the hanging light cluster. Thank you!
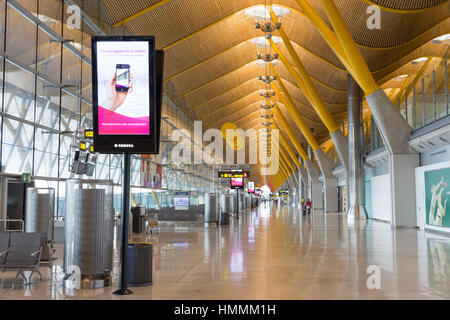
[245,3,290,162]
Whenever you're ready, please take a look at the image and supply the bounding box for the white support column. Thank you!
[298,160,309,204]
[367,89,419,228]
[305,159,323,210]
[389,154,419,227]
[314,149,338,212]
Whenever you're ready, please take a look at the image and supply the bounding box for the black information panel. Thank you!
[91,36,159,154]
[153,50,164,154]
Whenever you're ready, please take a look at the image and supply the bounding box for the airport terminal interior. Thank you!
[0,0,449,300]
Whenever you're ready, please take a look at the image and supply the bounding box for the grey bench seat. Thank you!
[0,233,43,286]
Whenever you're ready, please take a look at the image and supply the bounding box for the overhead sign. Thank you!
[92,36,160,154]
[22,173,31,184]
[84,130,94,138]
[218,170,250,179]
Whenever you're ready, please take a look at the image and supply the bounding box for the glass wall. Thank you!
[0,0,215,218]
[364,54,449,154]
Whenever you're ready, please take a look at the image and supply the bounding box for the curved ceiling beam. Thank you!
[112,0,173,27]
[198,91,325,127]
[165,38,345,82]
[199,92,261,120]
[378,55,441,85]
[205,103,272,129]
[372,34,449,77]
[196,78,347,121]
[168,22,449,105]
[206,101,330,132]
[175,58,347,100]
[361,0,449,14]
[189,78,257,111]
[169,21,449,101]
[357,17,450,51]
[188,69,346,113]
[177,60,347,108]
[177,61,253,99]
[205,104,293,131]
[160,3,447,54]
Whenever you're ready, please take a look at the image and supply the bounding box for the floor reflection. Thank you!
[0,202,449,299]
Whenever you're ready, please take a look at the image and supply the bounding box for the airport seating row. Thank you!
[0,233,44,286]
[147,205,205,221]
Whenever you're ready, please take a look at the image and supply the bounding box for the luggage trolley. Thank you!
[145,210,160,234]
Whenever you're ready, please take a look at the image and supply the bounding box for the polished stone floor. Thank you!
[0,202,449,300]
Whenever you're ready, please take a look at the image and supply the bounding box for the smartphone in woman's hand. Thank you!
[115,64,130,92]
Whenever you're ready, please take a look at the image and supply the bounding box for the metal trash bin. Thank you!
[128,242,153,287]
[131,206,145,234]
[204,193,218,227]
[221,212,229,225]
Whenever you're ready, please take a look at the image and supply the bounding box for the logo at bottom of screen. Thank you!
[114,144,134,148]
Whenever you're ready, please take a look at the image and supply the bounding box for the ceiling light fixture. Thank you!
[394,74,408,81]
[411,57,428,65]
[260,103,274,110]
[256,59,280,67]
[258,75,277,84]
[250,36,282,48]
[259,90,276,98]
[431,34,450,44]
[244,5,291,21]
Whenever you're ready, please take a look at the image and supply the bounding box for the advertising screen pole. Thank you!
[236,188,239,219]
[113,152,133,295]
[92,36,162,296]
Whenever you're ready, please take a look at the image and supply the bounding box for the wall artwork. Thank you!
[425,167,450,228]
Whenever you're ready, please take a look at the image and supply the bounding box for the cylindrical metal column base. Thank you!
[64,274,112,289]
[204,222,218,228]
[347,205,368,220]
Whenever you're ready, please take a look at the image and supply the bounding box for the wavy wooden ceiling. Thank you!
[101,0,450,175]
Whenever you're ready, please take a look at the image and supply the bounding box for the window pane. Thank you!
[37,28,61,82]
[80,100,92,131]
[61,90,79,131]
[4,62,35,121]
[58,134,71,178]
[36,77,60,127]
[0,1,5,52]
[2,118,33,174]
[95,154,109,180]
[6,6,36,67]
[61,47,81,93]
[38,0,63,35]
[34,127,58,177]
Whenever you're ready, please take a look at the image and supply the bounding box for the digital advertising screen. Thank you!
[248,181,255,193]
[174,196,189,206]
[231,178,244,189]
[174,192,190,210]
[92,36,160,154]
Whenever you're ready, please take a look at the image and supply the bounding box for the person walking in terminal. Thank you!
[304,199,312,215]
